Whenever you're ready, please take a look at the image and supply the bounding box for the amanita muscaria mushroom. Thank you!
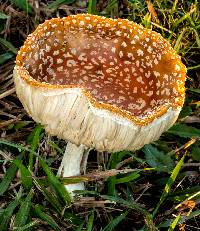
[14,14,186,196]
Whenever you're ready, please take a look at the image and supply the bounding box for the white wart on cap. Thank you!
[14,14,186,152]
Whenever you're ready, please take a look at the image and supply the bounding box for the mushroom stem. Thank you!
[80,148,91,175]
[57,142,89,196]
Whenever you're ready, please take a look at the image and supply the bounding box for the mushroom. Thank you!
[13,14,186,196]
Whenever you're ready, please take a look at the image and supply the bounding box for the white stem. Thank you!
[80,148,90,175]
[57,142,88,197]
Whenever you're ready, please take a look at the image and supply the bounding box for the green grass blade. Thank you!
[34,204,60,231]
[187,64,200,71]
[86,210,95,231]
[0,37,18,54]
[179,106,192,119]
[191,141,200,161]
[48,0,75,9]
[74,221,85,231]
[39,158,71,205]
[14,190,33,228]
[27,124,44,170]
[105,0,118,14]
[115,172,140,184]
[63,211,84,226]
[193,29,200,48]
[0,153,23,196]
[107,177,117,196]
[188,88,200,94]
[13,159,32,191]
[0,139,69,207]
[107,151,130,169]
[142,144,174,173]
[49,141,64,154]
[27,125,44,152]
[173,11,194,28]
[168,214,181,231]
[16,220,40,231]
[33,178,63,213]
[0,139,37,156]
[102,211,129,231]
[0,52,14,65]
[13,121,32,131]
[0,199,19,231]
[88,0,97,14]
[167,124,200,138]
[0,12,10,19]
[153,154,186,217]
[174,29,186,52]
[171,0,178,13]
[169,185,200,203]
[8,0,33,14]
[158,210,200,228]
[100,195,155,229]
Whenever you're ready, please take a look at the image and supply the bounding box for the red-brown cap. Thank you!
[14,14,186,151]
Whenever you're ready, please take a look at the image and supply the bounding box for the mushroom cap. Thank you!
[14,14,186,152]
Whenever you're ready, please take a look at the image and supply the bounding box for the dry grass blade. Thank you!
[62,168,140,183]
[73,197,116,208]
[0,88,15,100]
[145,0,160,23]
[168,138,197,156]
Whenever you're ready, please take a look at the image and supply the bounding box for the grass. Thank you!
[0,0,200,230]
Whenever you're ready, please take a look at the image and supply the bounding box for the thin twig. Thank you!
[135,183,152,202]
